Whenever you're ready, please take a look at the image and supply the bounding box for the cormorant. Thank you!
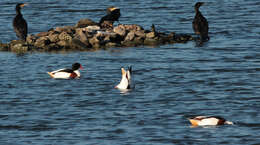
[99,6,121,29]
[13,3,28,41]
[192,2,209,41]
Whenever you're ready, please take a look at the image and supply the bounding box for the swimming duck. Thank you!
[99,6,121,29]
[192,2,209,41]
[47,63,83,79]
[188,116,233,126]
[13,3,28,41]
[115,66,132,89]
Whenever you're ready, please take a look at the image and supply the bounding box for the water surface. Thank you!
[0,0,260,144]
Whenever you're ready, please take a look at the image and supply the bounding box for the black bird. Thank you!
[13,3,28,41]
[99,6,121,29]
[192,2,209,41]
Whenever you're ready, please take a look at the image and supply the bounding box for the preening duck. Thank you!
[13,3,28,41]
[192,2,209,41]
[47,63,83,79]
[115,66,132,90]
[188,116,233,126]
[99,6,121,29]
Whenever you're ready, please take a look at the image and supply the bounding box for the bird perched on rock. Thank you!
[13,3,28,41]
[99,6,121,29]
[192,2,209,42]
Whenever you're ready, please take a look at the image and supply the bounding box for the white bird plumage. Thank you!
[115,66,132,90]
[188,116,233,126]
[47,63,82,79]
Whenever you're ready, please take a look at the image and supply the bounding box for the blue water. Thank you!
[0,0,260,144]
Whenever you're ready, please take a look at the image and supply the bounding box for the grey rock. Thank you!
[34,37,51,48]
[124,24,144,31]
[134,30,146,38]
[106,42,118,47]
[57,40,68,47]
[113,25,126,37]
[48,33,60,43]
[146,32,156,39]
[144,38,159,46]
[59,32,72,41]
[36,32,49,37]
[70,38,89,50]
[55,26,75,34]
[26,34,37,44]
[124,31,135,41]
[9,40,29,52]
[89,36,100,48]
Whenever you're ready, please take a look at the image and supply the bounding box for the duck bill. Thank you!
[189,119,199,126]
[21,3,28,7]
[109,7,119,12]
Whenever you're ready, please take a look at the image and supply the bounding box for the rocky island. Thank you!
[0,19,193,53]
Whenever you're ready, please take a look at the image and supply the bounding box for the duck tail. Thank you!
[225,121,233,125]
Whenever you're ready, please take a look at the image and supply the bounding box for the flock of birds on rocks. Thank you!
[11,2,234,127]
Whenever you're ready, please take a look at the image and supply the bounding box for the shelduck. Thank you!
[47,63,83,79]
[115,66,132,90]
[188,116,233,126]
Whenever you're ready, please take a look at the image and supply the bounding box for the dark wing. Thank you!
[210,116,225,121]
[111,9,121,21]
[55,68,74,73]
[99,14,113,24]
[192,12,208,36]
[13,15,28,41]
[99,15,114,29]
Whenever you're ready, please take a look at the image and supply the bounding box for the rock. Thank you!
[55,26,75,34]
[48,33,60,43]
[146,32,156,39]
[133,37,144,45]
[9,40,29,52]
[70,38,90,50]
[2,18,194,52]
[173,34,193,43]
[0,41,9,51]
[26,34,37,44]
[54,27,65,33]
[34,37,51,48]
[84,26,101,32]
[124,24,144,31]
[113,25,126,37]
[36,32,49,37]
[100,21,113,30]
[144,38,159,46]
[59,32,72,41]
[57,40,68,47]
[106,42,118,47]
[44,43,61,51]
[124,31,135,41]
[75,19,98,28]
[134,30,146,38]
[75,29,89,46]
[89,36,100,47]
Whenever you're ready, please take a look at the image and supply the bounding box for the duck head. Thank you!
[72,63,83,70]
